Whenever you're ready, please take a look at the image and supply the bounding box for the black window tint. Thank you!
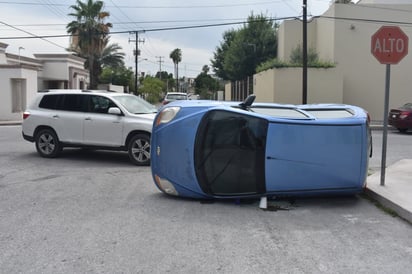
[57,95,85,112]
[89,95,116,114]
[39,95,60,109]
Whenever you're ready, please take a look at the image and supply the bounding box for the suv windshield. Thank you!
[115,95,157,114]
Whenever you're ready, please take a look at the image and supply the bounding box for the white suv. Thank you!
[22,90,157,166]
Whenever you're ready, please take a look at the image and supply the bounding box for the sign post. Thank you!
[371,26,408,186]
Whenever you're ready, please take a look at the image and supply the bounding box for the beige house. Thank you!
[233,0,412,122]
[0,43,88,122]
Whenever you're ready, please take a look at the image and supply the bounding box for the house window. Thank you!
[11,79,27,113]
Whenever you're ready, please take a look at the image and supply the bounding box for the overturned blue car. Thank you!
[150,95,371,199]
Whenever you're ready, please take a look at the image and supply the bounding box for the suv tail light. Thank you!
[23,111,30,120]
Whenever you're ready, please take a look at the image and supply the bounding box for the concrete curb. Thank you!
[364,188,412,223]
[0,121,22,126]
[366,159,412,224]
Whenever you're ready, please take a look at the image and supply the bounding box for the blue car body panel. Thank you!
[151,100,370,199]
[151,107,209,198]
[265,122,367,195]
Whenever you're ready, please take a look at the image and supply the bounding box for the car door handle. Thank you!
[85,117,92,121]
[52,114,59,119]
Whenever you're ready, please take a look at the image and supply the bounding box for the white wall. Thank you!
[276,3,412,121]
[254,67,343,105]
[328,3,412,121]
[0,67,38,121]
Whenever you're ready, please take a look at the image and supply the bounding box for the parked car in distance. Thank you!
[22,89,157,165]
[162,92,188,105]
[151,95,371,199]
[388,103,412,133]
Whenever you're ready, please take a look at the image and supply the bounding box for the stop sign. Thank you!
[371,26,408,64]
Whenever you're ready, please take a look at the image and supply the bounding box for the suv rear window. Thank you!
[39,94,86,112]
[39,94,60,109]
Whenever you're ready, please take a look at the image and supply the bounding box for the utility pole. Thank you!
[302,0,308,104]
[156,56,164,79]
[129,31,145,94]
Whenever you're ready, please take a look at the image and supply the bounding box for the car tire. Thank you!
[128,133,151,166]
[35,128,62,158]
[397,128,408,133]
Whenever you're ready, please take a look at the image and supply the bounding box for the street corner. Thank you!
[366,159,412,223]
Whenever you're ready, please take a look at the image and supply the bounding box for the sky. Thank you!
[0,0,336,78]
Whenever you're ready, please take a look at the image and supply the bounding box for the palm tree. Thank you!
[169,48,182,92]
[100,41,125,69]
[66,0,112,89]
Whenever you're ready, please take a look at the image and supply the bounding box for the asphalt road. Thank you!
[0,125,411,273]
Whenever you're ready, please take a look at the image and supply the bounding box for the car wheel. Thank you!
[128,133,151,166]
[397,128,408,133]
[35,129,62,158]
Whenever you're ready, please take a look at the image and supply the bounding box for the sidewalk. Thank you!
[366,159,412,223]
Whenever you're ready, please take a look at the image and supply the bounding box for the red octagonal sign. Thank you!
[371,26,409,64]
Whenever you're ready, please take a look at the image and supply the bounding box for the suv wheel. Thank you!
[35,129,62,158]
[128,133,150,166]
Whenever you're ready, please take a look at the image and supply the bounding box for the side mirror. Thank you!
[239,94,256,110]
[108,107,122,115]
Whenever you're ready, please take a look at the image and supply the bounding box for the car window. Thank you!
[166,94,187,100]
[39,94,60,109]
[250,107,309,119]
[304,109,354,119]
[54,94,85,112]
[114,95,157,114]
[89,95,116,114]
[194,110,267,196]
[402,103,412,109]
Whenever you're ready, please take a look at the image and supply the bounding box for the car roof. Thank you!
[38,89,133,97]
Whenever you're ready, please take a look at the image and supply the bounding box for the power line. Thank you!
[0,1,284,9]
[3,14,412,42]
[0,20,66,48]
[0,16,293,40]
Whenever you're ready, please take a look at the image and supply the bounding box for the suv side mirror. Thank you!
[108,107,122,115]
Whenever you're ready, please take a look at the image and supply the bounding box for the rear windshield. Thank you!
[166,94,187,100]
[401,103,412,109]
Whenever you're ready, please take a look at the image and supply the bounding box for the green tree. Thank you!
[194,65,221,96]
[100,41,125,69]
[169,48,182,92]
[138,76,164,104]
[289,44,319,65]
[67,0,112,88]
[211,13,278,81]
[100,66,133,88]
[211,30,236,79]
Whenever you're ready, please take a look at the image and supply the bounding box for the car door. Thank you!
[82,95,124,146]
[49,94,85,144]
[265,122,364,193]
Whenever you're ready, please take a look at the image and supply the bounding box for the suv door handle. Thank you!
[85,117,92,121]
[52,114,59,119]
